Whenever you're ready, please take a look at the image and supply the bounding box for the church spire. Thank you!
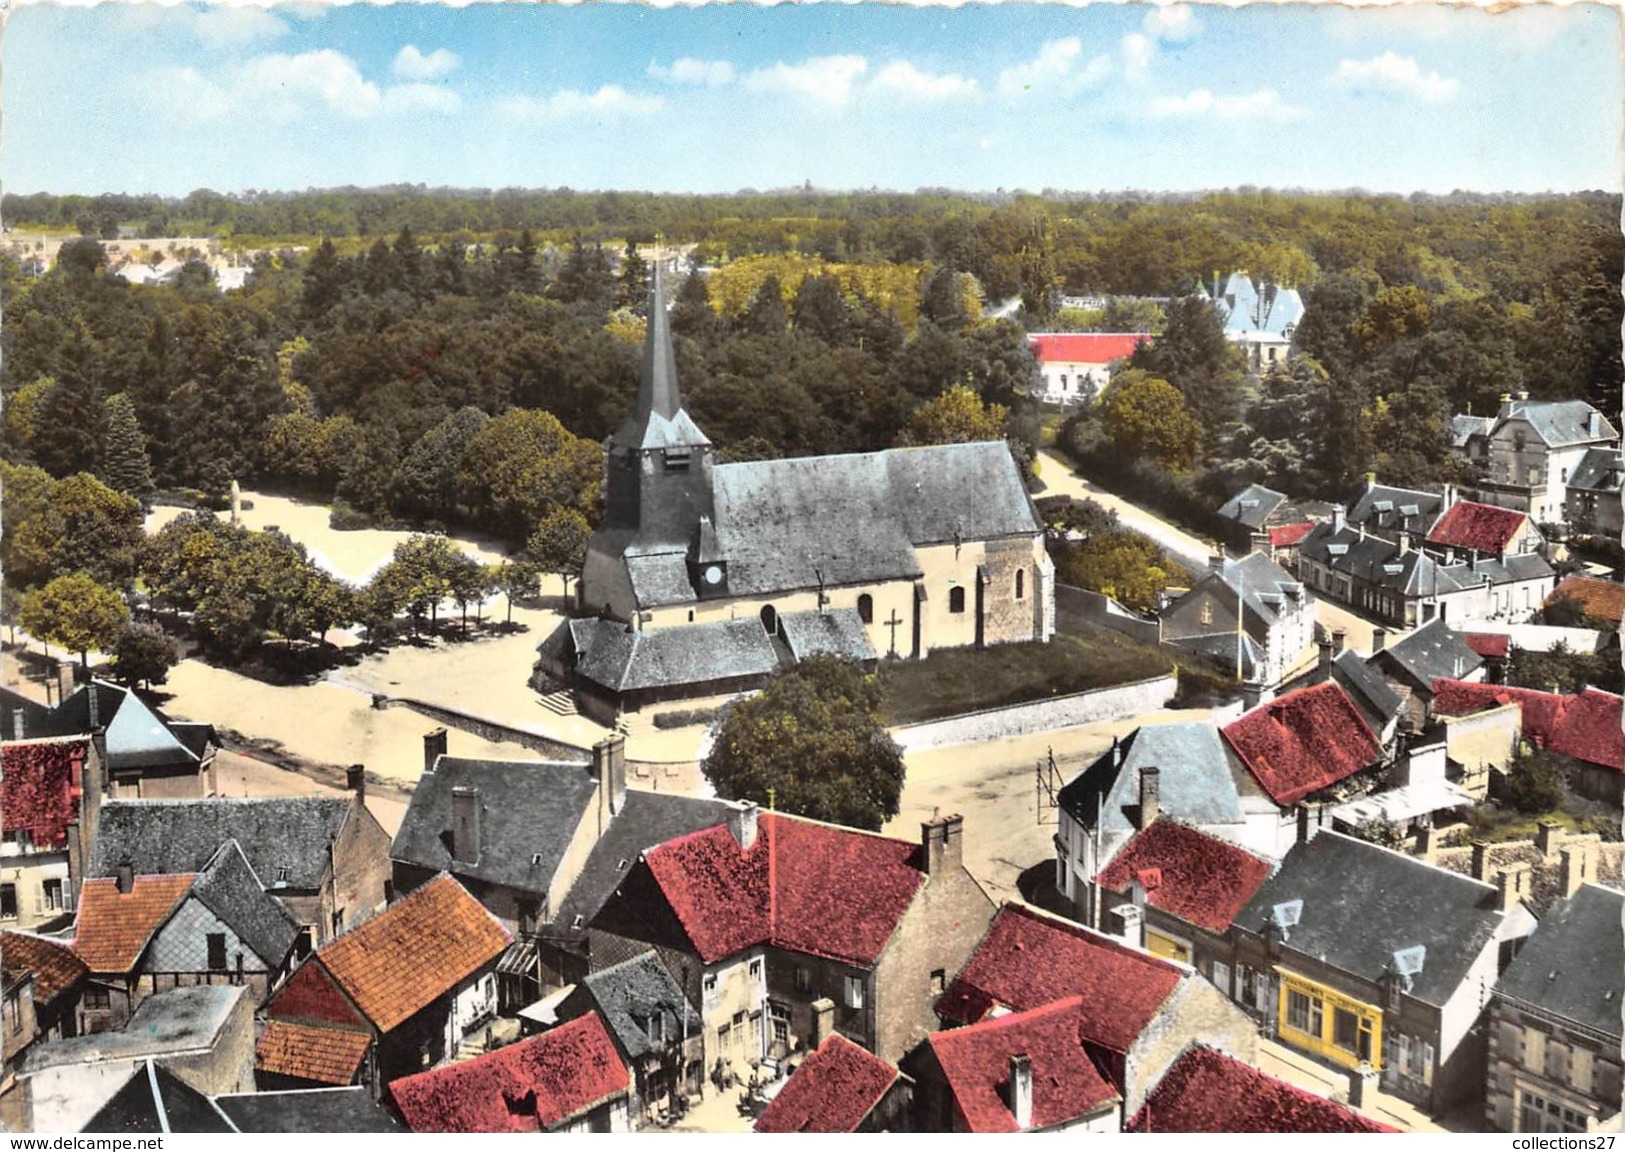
[613,254,710,452]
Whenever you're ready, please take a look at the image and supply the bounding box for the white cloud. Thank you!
[647,57,735,86]
[1149,88,1309,122]
[871,60,977,102]
[741,55,869,106]
[1143,5,1200,43]
[1335,53,1460,103]
[498,85,665,121]
[1121,33,1155,80]
[393,45,460,81]
[145,50,465,125]
[192,6,290,46]
[997,38,1110,96]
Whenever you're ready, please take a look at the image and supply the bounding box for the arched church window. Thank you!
[760,604,778,635]
[858,594,874,624]
[1015,570,1025,601]
[949,587,966,615]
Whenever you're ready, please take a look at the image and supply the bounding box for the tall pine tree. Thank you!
[100,392,155,498]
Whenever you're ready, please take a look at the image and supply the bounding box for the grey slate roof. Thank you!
[84,1062,236,1134]
[1168,632,1263,681]
[0,682,211,771]
[1332,650,1403,728]
[1495,884,1623,1038]
[1301,525,1550,597]
[1375,619,1484,692]
[779,609,877,664]
[0,687,56,741]
[1219,485,1288,530]
[568,615,783,693]
[390,756,598,896]
[1567,447,1624,495]
[1347,485,1445,536]
[573,951,694,1062]
[90,797,354,893]
[1234,831,1502,1008]
[1500,399,1618,447]
[214,1088,406,1132]
[556,790,734,929]
[612,262,711,454]
[22,985,246,1074]
[1449,414,1492,449]
[192,841,301,968]
[1057,721,1247,835]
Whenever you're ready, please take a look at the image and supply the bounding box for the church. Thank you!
[537,264,1055,723]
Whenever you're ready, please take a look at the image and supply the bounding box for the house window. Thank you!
[794,967,811,993]
[1200,601,1213,626]
[1285,988,1323,1039]
[844,975,864,1010]
[733,1010,746,1029]
[949,587,966,614]
[703,974,717,997]
[1545,1040,1569,1084]
[1211,961,1231,998]
[85,986,110,1011]
[749,958,763,982]
[1015,569,1025,601]
[1519,1089,1588,1134]
[207,933,228,971]
[718,1022,731,1047]
[931,969,946,995]
[0,885,16,920]
[42,879,63,912]
[1333,1007,1373,1061]
[858,594,874,625]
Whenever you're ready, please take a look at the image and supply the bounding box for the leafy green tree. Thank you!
[391,406,490,524]
[21,573,129,668]
[703,655,905,831]
[100,393,155,498]
[109,621,177,690]
[9,472,144,590]
[524,508,592,601]
[895,385,1006,448]
[1128,294,1246,442]
[460,409,603,545]
[1506,743,1565,814]
[493,558,539,625]
[790,273,849,344]
[736,274,789,338]
[1101,370,1202,473]
[1103,297,1163,334]
[619,241,650,313]
[1055,529,1174,613]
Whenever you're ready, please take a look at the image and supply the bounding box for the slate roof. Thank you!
[72,874,196,974]
[1427,501,1530,555]
[1495,884,1623,1038]
[1547,575,1625,627]
[638,813,926,967]
[215,1087,405,1133]
[927,998,1120,1133]
[1374,619,1484,692]
[1218,484,1287,529]
[83,1062,237,1134]
[1221,682,1383,807]
[1,737,87,850]
[390,755,598,896]
[574,951,693,1063]
[0,686,54,741]
[190,840,301,967]
[1028,333,1148,366]
[1499,399,1617,447]
[255,1020,372,1086]
[1431,681,1625,772]
[22,986,246,1073]
[1567,446,1624,494]
[1233,831,1501,1008]
[1347,484,1444,536]
[937,904,1183,1054]
[779,608,877,664]
[311,875,511,1035]
[1330,649,1404,731]
[1129,1046,1395,1133]
[389,1013,629,1133]
[30,681,210,773]
[1300,524,1537,598]
[1450,414,1493,449]
[1057,722,1248,835]
[90,796,354,892]
[1094,822,1274,934]
[755,1034,901,1134]
[562,615,782,692]
[612,262,710,454]
[0,931,88,1007]
[556,790,734,931]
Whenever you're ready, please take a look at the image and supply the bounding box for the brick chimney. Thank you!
[1398,532,1410,556]
[1332,505,1347,533]
[1114,902,1144,948]
[424,727,448,775]
[1331,630,1346,657]
[1136,767,1161,831]
[1470,841,1491,881]
[594,733,628,836]
[346,764,366,805]
[1415,824,1436,863]
[450,786,481,864]
[1494,863,1531,912]
[1560,841,1597,899]
[1317,639,1333,679]
[810,998,835,1049]
[1009,1054,1034,1131]
[1371,628,1387,654]
[1348,1061,1379,1109]
[1534,820,1563,860]
[11,709,24,739]
[116,859,134,895]
[922,813,965,876]
[728,800,759,850]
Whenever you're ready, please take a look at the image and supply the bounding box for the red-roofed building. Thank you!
[755,1029,908,1133]
[1432,680,1625,806]
[1093,821,1273,980]
[1426,501,1541,560]
[2,932,87,1104]
[1,736,101,933]
[1222,682,1384,807]
[1028,333,1149,406]
[913,997,1122,1132]
[934,903,1257,1116]
[588,807,994,1072]
[1545,575,1625,631]
[1463,633,1512,661]
[1129,1045,1396,1132]
[262,875,512,1095]
[388,1013,631,1133]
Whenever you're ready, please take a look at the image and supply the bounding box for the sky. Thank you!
[3,1,1620,197]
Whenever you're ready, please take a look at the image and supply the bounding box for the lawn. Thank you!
[877,620,1174,725]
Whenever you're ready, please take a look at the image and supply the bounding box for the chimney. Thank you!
[1516,389,1529,402]
[1332,505,1346,533]
[1296,804,1326,845]
[1443,484,1457,510]
[922,813,965,876]
[594,733,628,835]
[346,764,366,804]
[1494,864,1531,912]
[1534,820,1563,860]
[87,684,100,730]
[1589,410,1602,438]
[728,800,759,850]
[1009,1055,1034,1131]
[116,859,134,895]
[1209,554,1225,575]
[423,727,448,775]
[1560,842,1596,899]
[1114,902,1144,948]
[11,709,24,739]
[1470,841,1491,882]
[1136,768,1161,831]
[56,663,74,706]
[1498,392,1514,416]
[1365,472,1377,492]
[450,786,481,864]
[1332,630,1346,657]
[1317,639,1333,679]
[1398,532,1410,556]
[1241,681,1263,710]
[1415,823,1436,862]
[1348,1061,1379,1109]
[1371,628,1387,653]
[810,998,836,1049]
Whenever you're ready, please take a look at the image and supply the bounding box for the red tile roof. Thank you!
[1,739,87,850]
[314,875,511,1035]
[256,1020,372,1086]
[937,904,1182,1054]
[755,1034,900,1134]
[266,958,370,1030]
[1547,576,1625,628]
[388,1013,629,1133]
[1221,682,1383,807]
[1,931,88,1006]
[72,875,195,974]
[1093,822,1274,934]
[643,813,925,966]
[1426,501,1528,555]
[1432,681,1624,773]
[1462,633,1511,660]
[1129,1046,1396,1132]
[1028,333,1149,366]
[1268,522,1314,548]
[928,997,1121,1132]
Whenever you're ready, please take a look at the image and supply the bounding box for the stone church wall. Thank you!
[891,674,1176,752]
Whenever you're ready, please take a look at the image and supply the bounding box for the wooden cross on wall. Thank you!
[884,608,904,657]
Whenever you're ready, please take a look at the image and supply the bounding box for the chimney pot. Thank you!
[1470,841,1491,881]
[1009,1054,1034,1131]
[346,764,366,803]
[424,727,448,775]
[1331,630,1346,656]
[1535,820,1563,860]
[1372,628,1387,653]
[729,800,759,850]
[810,998,836,1050]
[922,813,965,875]
[1560,843,1595,899]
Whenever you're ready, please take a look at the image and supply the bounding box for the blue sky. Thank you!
[5,2,1620,196]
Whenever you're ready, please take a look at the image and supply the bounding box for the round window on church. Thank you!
[704,565,723,586]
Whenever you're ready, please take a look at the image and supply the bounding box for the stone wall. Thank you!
[891,674,1177,753]
[371,694,590,763]
[1126,975,1259,1118]
[1055,584,1161,644]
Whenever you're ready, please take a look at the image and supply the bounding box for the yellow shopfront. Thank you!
[1275,968,1383,1071]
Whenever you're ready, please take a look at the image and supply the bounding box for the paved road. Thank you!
[1035,448,1217,575]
